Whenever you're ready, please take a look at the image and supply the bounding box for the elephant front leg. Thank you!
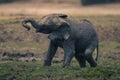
[44,41,58,66]
[62,41,75,68]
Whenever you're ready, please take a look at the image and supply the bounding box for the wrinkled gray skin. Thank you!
[22,14,99,68]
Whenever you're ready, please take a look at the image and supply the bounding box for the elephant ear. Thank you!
[52,16,69,27]
[58,22,71,40]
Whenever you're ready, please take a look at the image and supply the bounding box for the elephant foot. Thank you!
[80,65,86,68]
[62,65,70,68]
[90,63,97,67]
[44,60,51,66]
[62,63,70,68]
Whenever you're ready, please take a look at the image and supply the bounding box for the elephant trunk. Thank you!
[22,18,40,31]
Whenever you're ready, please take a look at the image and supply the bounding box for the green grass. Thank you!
[0,42,120,80]
[0,59,120,80]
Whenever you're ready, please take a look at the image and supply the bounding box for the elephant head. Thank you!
[22,14,69,34]
[48,23,71,41]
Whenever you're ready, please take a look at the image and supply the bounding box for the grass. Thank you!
[0,41,48,54]
[0,41,120,80]
[0,15,120,80]
[0,54,120,80]
[72,15,120,28]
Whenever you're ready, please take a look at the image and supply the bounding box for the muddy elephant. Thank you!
[22,14,99,68]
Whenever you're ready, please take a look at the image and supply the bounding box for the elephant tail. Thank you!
[95,44,99,61]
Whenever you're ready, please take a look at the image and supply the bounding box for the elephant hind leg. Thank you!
[84,47,97,67]
[75,53,86,68]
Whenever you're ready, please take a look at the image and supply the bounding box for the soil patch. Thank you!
[0,51,41,62]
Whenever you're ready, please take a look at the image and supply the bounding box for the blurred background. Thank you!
[0,0,120,16]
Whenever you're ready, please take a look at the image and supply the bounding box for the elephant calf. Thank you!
[22,14,99,68]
